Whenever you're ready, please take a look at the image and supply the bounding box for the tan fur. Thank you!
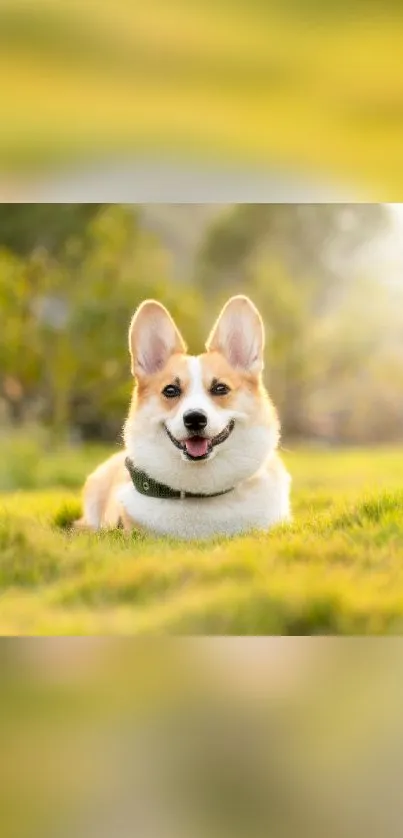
[200,351,267,404]
[135,353,190,410]
[76,296,291,538]
[74,452,137,532]
[134,351,266,415]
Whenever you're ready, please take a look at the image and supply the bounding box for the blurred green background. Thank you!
[1,0,403,197]
[1,201,403,467]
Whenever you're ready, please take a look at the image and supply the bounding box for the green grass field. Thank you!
[0,437,402,635]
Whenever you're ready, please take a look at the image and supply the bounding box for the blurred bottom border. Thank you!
[1,638,403,838]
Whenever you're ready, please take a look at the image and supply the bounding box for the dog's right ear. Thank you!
[206,295,265,374]
[129,300,187,377]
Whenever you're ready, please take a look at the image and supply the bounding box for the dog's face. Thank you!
[124,296,280,494]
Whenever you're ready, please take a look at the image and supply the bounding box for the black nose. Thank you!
[183,409,208,432]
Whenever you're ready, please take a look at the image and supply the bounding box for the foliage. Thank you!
[0,205,204,439]
[194,204,403,440]
[0,204,103,256]
[196,203,388,294]
[1,202,402,443]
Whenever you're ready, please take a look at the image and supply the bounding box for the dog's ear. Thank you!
[129,300,186,377]
[206,295,265,373]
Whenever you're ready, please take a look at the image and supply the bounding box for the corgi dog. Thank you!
[76,295,291,540]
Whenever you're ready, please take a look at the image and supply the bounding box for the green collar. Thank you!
[125,457,234,501]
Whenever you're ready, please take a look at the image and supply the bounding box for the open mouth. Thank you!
[165,420,235,461]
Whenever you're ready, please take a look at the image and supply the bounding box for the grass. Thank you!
[0,435,402,635]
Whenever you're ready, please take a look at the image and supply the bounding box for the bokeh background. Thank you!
[1,0,403,199]
[1,201,403,481]
[2,639,403,838]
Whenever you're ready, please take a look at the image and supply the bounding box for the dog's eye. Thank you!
[162,384,181,398]
[210,381,231,396]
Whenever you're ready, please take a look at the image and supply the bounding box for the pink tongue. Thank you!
[185,437,209,458]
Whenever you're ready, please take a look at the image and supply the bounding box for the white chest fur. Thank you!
[117,458,291,540]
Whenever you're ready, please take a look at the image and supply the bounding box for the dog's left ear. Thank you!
[206,295,265,373]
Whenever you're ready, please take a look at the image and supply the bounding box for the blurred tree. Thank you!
[0,204,104,256]
[196,204,388,307]
[1,202,402,444]
[0,205,204,439]
[195,203,402,440]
